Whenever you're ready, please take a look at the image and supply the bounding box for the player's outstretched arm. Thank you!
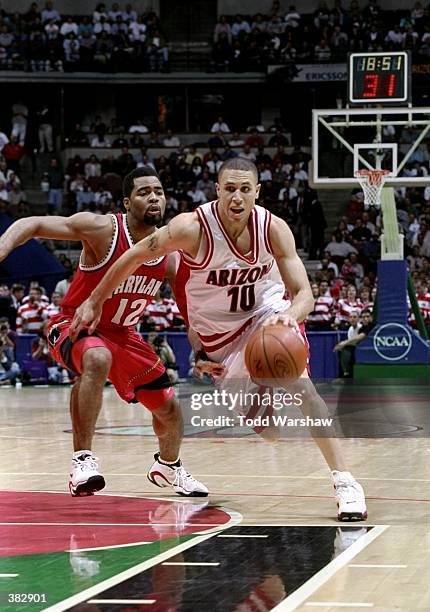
[266,215,314,327]
[0,213,109,262]
[69,213,200,339]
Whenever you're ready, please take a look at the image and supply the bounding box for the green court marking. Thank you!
[0,535,194,611]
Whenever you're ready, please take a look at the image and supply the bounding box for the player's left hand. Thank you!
[263,311,300,332]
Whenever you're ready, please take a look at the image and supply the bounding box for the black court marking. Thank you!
[71,525,372,611]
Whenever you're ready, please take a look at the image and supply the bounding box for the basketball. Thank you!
[244,324,307,386]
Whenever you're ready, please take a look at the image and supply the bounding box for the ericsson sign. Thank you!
[373,323,413,361]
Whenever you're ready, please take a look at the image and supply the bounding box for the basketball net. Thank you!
[354,171,403,260]
[354,169,390,210]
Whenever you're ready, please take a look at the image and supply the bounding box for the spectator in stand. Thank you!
[0,129,9,152]
[214,15,232,43]
[228,132,245,147]
[31,323,69,384]
[206,152,223,177]
[41,1,61,24]
[411,282,430,333]
[11,101,28,146]
[148,332,178,384]
[0,180,8,203]
[146,291,171,331]
[122,3,137,24]
[349,252,364,283]
[326,231,358,260]
[16,287,48,334]
[308,196,327,260]
[90,131,111,148]
[84,154,102,179]
[47,157,64,214]
[129,15,147,42]
[111,132,129,148]
[314,38,332,60]
[306,282,336,331]
[63,32,81,66]
[128,119,149,134]
[268,130,290,147]
[231,14,251,39]
[285,5,301,28]
[238,144,256,162]
[46,291,62,318]
[317,254,339,279]
[196,171,216,201]
[359,286,373,311]
[351,217,372,245]
[162,130,181,147]
[2,135,25,174]
[22,282,49,306]
[0,317,20,386]
[60,16,79,37]
[186,184,206,206]
[335,284,364,330]
[54,269,75,299]
[245,129,265,148]
[9,283,25,328]
[36,105,54,153]
[210,116,231,133]
[334,309,374,377]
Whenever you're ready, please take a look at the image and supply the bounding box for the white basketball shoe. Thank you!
[147,453,209,497]
[69,451,106,497]
[332,470,368,521]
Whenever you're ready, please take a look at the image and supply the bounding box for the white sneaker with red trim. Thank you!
[69,452,106,497]
[332,470,367,521]
[147,453,209,497]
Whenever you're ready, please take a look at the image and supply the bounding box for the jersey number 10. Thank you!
[227,285,256,312]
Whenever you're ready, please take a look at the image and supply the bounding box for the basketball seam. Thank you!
[265,328,301,381]
[261,326,278,380]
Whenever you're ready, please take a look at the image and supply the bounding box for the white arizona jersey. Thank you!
[175,201,287,354]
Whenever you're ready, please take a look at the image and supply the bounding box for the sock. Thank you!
[158,455,180,467]
[73,450,92,460]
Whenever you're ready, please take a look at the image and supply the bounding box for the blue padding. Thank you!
[377,260,408,324]
[356,259,430,364]
[0,213,66,293]
[146,331,344,380]
[17,332,344,383]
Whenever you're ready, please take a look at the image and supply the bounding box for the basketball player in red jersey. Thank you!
[71,159,367,521]
[0,167,208,498]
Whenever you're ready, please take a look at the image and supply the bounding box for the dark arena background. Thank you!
[1,0,430,610]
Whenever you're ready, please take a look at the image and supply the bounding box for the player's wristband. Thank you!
[195,349,209,363]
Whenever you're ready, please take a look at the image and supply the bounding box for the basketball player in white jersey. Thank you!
[71,159,367,521]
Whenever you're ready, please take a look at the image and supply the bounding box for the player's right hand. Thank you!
[193,359,226,380]
[69,297,102,341]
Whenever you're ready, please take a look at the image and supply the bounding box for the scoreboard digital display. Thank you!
[348,52,410,104]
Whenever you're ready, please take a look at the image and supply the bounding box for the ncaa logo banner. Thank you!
[373,323,412,362]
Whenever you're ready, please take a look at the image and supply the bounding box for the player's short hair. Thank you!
[122,166,161,199]
[218,158,258,183]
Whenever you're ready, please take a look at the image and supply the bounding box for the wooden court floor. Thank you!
[1,384,430,611]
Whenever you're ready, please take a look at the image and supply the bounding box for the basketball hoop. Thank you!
[355,169,390,210]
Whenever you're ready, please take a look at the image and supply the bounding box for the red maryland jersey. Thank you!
[60,213,167,329]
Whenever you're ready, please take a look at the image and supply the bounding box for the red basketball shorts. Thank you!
[46,316,174,409]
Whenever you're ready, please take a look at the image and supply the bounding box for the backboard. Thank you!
[311,107,430,188]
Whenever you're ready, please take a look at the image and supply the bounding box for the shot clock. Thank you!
[348,51,410,104]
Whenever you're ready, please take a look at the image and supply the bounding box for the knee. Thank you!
[153,397,181,422]
[82,348,112,379]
